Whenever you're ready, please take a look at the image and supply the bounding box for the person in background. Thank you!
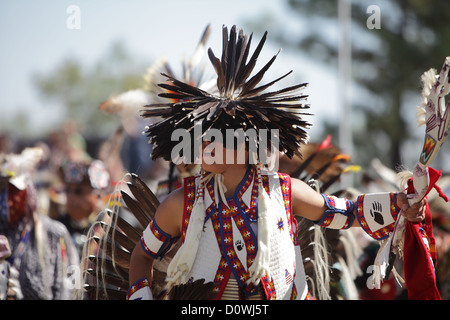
[55,159,111,256]
[0,147,79,299]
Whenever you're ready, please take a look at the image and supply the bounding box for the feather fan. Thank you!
[79,174,216,300]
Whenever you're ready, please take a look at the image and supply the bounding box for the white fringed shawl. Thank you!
[165,165,273,289]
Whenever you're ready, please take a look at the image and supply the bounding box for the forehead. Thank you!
[201,128,263,144]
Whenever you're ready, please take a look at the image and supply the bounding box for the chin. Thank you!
[201,162,231,174]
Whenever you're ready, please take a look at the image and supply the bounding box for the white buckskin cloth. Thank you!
[176,167,308,300]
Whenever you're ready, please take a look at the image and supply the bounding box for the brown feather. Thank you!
[84,284,127,300]
[110,212,142,244]
[120,191,151,228]
[92,236,131,270]
[126,183,157,219]
[87,268,128,289]
[87,255,129,279]
[165,279,217,300]
[130,173,160,209]
[100,221,136,252]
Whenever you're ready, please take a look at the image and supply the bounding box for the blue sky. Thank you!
[0,0,338,139]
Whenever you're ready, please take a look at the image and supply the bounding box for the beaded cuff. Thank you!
[315,194,355,230]
[127,278,152,300]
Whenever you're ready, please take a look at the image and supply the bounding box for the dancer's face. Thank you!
[201,140,247,174]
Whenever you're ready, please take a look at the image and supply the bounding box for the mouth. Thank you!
[202,151,215,161]
[202,142,216,158]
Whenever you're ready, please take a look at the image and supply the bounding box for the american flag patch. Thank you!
[285,269,293,285]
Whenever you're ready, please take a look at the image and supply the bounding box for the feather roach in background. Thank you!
[98,24,213,120]
[278,135,363,300]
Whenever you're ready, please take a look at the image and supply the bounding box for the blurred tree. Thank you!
[32,40,148,138]
[248,0,450,169]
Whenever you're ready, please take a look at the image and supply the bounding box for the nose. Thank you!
[202,140,212,149]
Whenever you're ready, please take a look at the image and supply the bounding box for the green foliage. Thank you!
[32,40,149,138]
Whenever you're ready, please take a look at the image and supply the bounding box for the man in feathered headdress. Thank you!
[127,25,429,300]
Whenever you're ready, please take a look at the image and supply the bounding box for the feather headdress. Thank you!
[141,25,312,290]
[141,25,311,162]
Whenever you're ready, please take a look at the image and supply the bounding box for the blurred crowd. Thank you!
[1,119,450,300]
[0,119,156,299]
[1,118,450,300]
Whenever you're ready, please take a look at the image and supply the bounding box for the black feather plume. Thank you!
[142,25,311,162]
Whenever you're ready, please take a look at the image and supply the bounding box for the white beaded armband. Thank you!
[141,219,179,260]
[315,194,355,230]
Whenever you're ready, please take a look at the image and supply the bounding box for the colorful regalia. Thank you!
[79,25,448,301]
